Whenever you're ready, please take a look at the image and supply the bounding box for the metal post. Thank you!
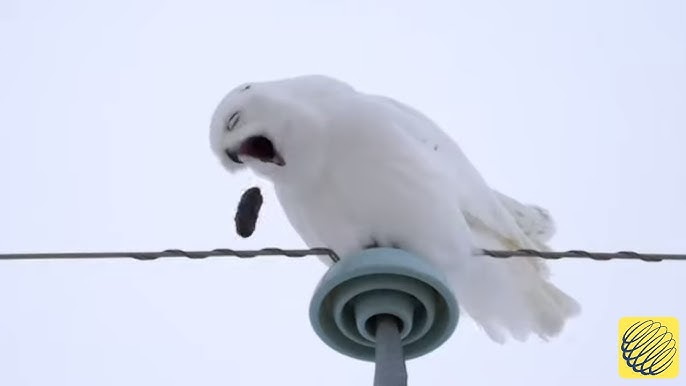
[373,315,408,386]
[309,248,460,384]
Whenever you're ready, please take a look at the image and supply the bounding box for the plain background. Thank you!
[1,1,684,385]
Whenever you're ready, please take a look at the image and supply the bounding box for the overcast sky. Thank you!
[1,1,684,385]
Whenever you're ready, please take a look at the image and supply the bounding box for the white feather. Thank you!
[210,75,580,343]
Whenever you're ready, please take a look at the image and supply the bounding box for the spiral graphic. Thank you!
[620,319,678,376]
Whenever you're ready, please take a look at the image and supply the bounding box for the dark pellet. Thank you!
[235,186,263,238]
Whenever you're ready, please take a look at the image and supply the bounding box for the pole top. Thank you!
[309,248,459,361]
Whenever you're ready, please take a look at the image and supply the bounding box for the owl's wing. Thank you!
[371,94,554,256]
[491,190,556,243]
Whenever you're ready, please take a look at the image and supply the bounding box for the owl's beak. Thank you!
[226,135,285,166]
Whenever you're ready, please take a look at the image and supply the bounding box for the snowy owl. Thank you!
[209,75,579,343]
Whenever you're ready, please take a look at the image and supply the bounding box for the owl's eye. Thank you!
[227,111,241,131]
[241,84,251,91]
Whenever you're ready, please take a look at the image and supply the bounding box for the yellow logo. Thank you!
[619,317,679,379]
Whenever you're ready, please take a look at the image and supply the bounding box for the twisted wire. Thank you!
[0,248,340,263]
[479,249,676,262]
[0,248,684,263]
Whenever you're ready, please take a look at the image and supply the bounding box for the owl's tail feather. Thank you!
[448,254,580,343]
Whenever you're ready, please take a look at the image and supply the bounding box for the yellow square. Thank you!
[619,317,679,379]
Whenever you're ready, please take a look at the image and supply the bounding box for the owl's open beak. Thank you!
[225,135,285,166]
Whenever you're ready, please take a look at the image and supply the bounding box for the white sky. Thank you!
[1,1,684,385]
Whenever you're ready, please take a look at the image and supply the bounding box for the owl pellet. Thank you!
[235,186,263,238]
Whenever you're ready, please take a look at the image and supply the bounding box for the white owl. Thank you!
[209,75,580,343]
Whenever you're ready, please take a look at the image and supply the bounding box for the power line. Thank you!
[0,248,341,263]
[480,249,682,262]
[0,248,684,263]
